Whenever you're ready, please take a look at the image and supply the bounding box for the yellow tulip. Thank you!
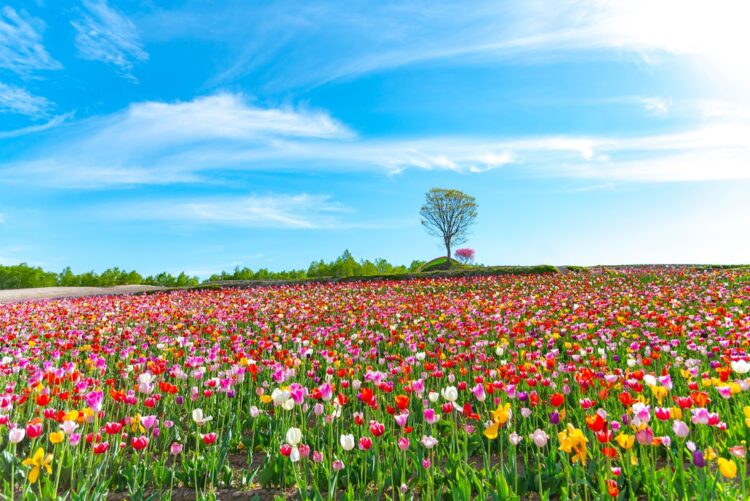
[49,431,65,444]
[649,385,668,404]
[670,407,683,420]
[21,448,53,484]
[558,424,588,465]
[558,430,573,454]
[483,420,500,440]
[615,433,635,450]
[81,407,95,423]
[492,403,512,425]
[718,458,737,479]
[130,414,145,433]
[63,410,79,422]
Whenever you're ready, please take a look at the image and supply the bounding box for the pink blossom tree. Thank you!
[454,248,475,265]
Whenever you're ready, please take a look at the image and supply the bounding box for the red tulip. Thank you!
[104,422,123,435]
[93,442,110,454]
[26,423,43,439]
[550,393,564,407]
[369,420,385,437]
[358,437,372,450]
[131,436,149,451]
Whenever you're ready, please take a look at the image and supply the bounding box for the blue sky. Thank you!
[1,0,749,276]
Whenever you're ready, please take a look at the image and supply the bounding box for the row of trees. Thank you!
[0,251,427,290]
[208,250,425,281]
[0,263,200,290]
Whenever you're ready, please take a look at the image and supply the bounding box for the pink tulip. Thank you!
[398,437,410,451]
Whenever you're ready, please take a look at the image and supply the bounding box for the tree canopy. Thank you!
[419,188,477,267]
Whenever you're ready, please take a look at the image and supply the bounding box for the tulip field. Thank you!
[1,267,750,500]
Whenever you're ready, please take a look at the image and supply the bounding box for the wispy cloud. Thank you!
[563,149,750,183]
[72,0,148,76]
[1,93,748,186]
[141,0,750,90]
[0,82,53,117]
[696,99,750,122]
[0,213,5,223]
[0,6,61,74]
[638,97,671,117]
[0,93,351,187]
[0,113,72,139]
[106,194,350,229]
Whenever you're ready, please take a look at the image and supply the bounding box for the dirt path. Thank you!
[0,285,166,304]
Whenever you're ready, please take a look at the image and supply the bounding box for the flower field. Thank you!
[1,268,749,500]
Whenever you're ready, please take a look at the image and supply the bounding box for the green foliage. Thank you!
[208,266,307,282]
[408,260,426,272]
[565,265,589,273]
[1,252,564,291]
[0,263,199,290]
[304,250,408,279]
[207,251,414,283]
[420,256,465,272]
[0,263,57,289]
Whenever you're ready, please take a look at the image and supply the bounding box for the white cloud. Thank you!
[0,93,351,187]
[0,82,52,117]
[331,0,750,87]
[142,0,750,91]
[107,194,350,229]
[72,0,148,75]
[562,150,750,183]
[696,100,750,122]
[0,113,72,139]
[1,93,748,186]
[0,6,60,74]
[638,97,671,118]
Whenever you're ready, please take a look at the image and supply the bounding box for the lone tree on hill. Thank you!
[419,188,477,268]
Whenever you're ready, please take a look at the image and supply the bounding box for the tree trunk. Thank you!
[445,242,451,269]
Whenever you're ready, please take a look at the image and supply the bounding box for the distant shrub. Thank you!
[455,248,475,264]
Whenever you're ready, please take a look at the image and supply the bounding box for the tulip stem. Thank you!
[10,443,15,501]
[194,429,200,501]
[536,448,544,499]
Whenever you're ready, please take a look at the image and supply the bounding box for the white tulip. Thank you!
[441,386,458,402]
[191,408,213,426]
[271,388,290,406]
[340,434,355,451]
[286,427,302,446]
[60,420,78,435]
[530,429,549,448]
[731,360,750,374]
[8,427,25,444]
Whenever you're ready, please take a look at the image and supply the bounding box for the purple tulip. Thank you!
[693,450,705,468]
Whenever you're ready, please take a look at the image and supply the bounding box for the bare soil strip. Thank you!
[0,285,166,304]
